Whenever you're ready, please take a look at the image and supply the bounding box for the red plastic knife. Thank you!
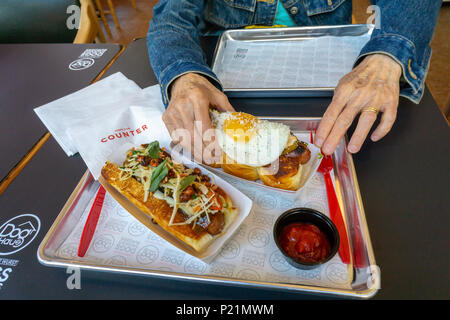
[318,155,351,264]
[310,131,351,264]
[77,185,106,257]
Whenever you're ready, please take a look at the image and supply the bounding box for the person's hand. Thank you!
[315,54,403,155]
[162,73,235,163]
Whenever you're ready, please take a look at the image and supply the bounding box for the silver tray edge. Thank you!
[211,24,374,96]
[37,117,379,299]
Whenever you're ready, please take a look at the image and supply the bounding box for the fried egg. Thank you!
[210,110,291,167]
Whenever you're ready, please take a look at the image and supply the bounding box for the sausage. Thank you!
[196,212,225,235]
[205,212,225,235]
[179,185,195,202]
[297,142,311,165]
[285,141,311,165]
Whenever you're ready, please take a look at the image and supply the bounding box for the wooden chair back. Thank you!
[74,0,106,43]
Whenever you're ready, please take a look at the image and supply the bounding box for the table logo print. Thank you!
[69,58,95,71]
[79,49,108,59]
[0,259,17,290]
[0,214,41,256]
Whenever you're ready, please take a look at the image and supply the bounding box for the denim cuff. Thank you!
[354,33,431,104]
[158,60,222,108]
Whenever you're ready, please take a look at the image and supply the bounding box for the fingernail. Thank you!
[371,134,379,141]
[348,144,358,153]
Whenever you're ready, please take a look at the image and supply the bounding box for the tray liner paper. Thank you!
[55,167,353,290]
[213,35,370,90]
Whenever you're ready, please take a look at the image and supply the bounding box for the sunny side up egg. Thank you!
[210,110,291,167]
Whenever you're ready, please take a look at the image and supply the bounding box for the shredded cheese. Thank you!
[168,172,181,226]
[118,143,224,229]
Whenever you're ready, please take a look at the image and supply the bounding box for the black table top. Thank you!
[0,38,448,300]
[0,43,121,182]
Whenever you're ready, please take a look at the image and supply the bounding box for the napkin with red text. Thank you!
[34,72,166,157]
[67,105,170,179]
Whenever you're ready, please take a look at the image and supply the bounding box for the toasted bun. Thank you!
[257,157,303,191]
[221,153,259,181]
[212,136,312,191]
[101,162,237,252]
[257,143,311,191]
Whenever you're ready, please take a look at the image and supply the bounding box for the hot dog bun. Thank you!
[257,141,311,191]
[101,162,237,252]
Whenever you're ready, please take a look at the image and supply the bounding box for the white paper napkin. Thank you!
[34,72,150,156]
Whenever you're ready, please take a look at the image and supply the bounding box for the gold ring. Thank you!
[361,106,379,115]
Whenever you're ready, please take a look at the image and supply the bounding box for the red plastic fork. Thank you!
[311,131,351,264]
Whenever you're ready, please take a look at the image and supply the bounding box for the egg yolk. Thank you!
[223,112,259,143]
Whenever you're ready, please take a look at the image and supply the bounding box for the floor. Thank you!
[97,0,449,121]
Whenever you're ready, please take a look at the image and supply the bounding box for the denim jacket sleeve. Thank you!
[148,0,442,107]
[147,0,221,107]
[355,0,442,103]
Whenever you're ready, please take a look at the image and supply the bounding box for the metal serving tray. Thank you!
[211,24,373,98]
[38,117,379,299]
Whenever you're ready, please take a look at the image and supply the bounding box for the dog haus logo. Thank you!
[0,214,41,255]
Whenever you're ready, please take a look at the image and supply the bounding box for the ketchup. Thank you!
[279,223,331,263]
